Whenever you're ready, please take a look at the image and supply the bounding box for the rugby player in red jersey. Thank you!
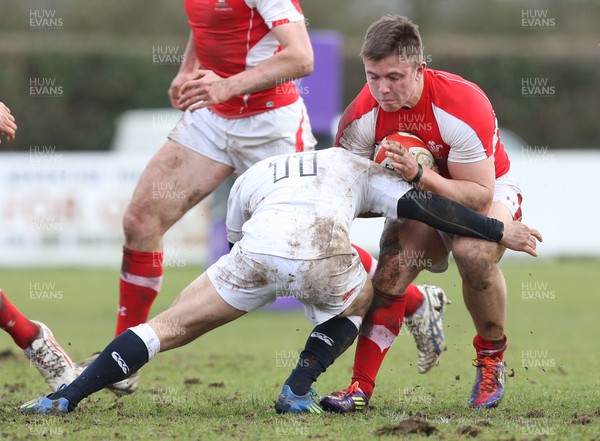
[321,15,525,411]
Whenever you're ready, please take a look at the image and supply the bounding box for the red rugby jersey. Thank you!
[185,0,305,118]
[336,68,510,179]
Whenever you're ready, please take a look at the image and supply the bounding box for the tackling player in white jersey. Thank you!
[21,148,541,415]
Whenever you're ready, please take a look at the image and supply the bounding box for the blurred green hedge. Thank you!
[0,52,176,151]
[431,56,598,149]
[1,51,598,151]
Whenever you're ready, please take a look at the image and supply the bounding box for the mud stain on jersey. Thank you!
[310,216,336,256]
[287,233,303,255]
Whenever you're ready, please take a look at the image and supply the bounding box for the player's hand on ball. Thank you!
[500,221,543,257]
[384,140,421,182]
[373,132,438,177]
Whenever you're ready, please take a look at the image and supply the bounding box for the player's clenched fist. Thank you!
[0,102,17,143]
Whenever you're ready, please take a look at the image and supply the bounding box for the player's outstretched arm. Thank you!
[0,102,17,143]
[396,189,542,256]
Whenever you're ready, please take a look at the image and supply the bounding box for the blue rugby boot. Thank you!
[275,385,324,414]
[20,384,74,414]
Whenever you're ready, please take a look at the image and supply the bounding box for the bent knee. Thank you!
[122,205,164,244]
[453,238,501,290]
[453,236,502,266]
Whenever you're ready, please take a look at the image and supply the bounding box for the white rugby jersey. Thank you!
[227,148,412,259]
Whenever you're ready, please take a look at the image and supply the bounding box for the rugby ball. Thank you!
[373,131,435,172]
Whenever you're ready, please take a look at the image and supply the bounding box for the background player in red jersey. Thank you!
[321,15,526,411]
[0,102,76,392]
[20,148,541,415]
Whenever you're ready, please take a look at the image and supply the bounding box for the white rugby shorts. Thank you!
[206,243,367,325]
[168,98,316,176]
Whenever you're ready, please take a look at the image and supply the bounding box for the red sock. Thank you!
[351,290,406,398]
[403,284,425,316]
[352,244,378,277]
[473,334,507,361]
[0,291,40,349]
[116,248,163,336]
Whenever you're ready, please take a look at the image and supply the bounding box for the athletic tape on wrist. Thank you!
[410,163,423,183]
